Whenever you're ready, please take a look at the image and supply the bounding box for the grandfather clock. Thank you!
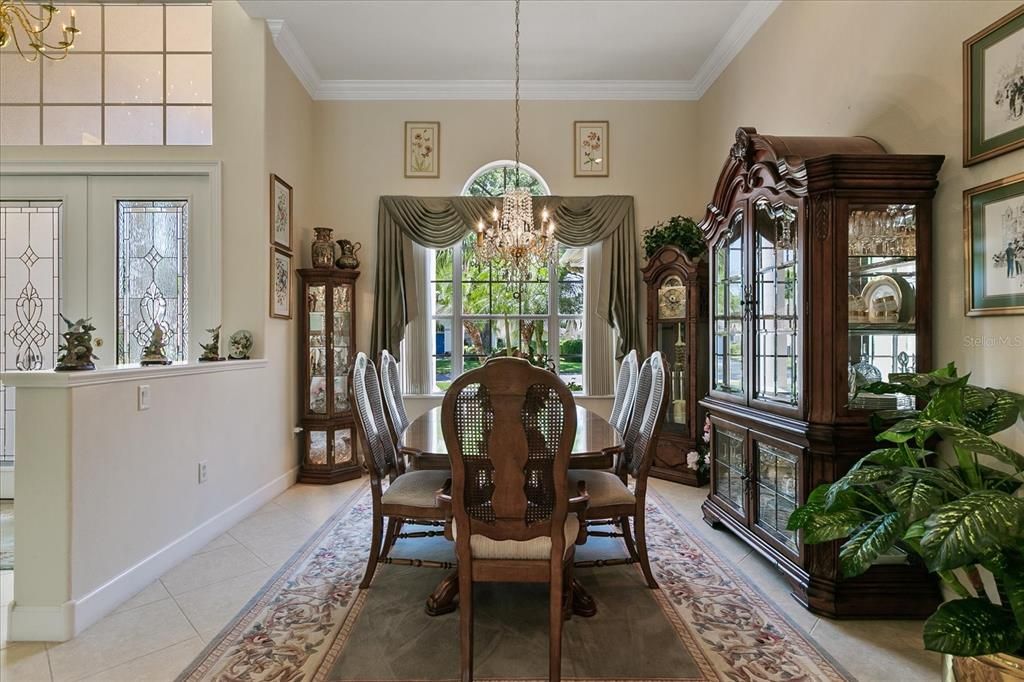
[298,269,361,483]
[642,245,709,486]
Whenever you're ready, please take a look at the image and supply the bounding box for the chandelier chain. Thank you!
[513,0,521,186]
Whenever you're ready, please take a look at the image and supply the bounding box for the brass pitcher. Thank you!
[335,239,362,270]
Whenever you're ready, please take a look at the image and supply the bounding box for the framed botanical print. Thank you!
[270,174,292,250]
[964,171,1024,316]
[270,246,293,319]
[964,6,1024,166]
[574,121,609,177]
[404,121,440,178]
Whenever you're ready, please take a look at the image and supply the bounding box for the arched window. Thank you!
[428,162,585,393]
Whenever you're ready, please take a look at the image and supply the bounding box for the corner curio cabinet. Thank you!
[642,245,709,486]
[298,269,361,484]
[698,128,944,618]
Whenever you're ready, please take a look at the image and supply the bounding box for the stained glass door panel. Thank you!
[116,200,189,364]
[753,439,800,554]
[752,199,799,407]
[712,211,745,396]
[0,202,62,462]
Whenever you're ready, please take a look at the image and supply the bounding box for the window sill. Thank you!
[1,359,268,388]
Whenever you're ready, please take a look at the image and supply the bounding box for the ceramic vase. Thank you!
[312,227,335,269]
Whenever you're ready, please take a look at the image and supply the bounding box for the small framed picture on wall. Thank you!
[405,121,440,178]
[270,246,293,319]
[574,121,609,177]
[270,174,292,250]
[963,5,1024,166]
[964,171,1024,316]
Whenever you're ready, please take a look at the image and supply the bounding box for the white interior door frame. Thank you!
[0,161,223,329]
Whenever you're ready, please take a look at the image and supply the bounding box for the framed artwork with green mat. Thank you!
[964,171,1024,316]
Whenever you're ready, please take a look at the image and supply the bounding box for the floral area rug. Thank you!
[178,482,851,681]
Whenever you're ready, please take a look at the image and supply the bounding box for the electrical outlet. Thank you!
[138,385,151,411]
[198,460,208,484]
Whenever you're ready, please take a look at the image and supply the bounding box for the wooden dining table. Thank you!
[397,404,624,619]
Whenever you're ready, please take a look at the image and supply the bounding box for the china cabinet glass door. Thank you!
[712,211,745,397]
[846,204,918,411]
[332,284,352,415]
[752,199,800,409]
[308,284,327,415]
[752,436,800,556]
[711,419,746,517]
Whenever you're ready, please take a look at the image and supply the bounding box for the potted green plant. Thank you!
[788,363,1024,679]
[641,215,705,260]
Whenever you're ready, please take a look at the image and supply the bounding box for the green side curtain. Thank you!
[371,195,640,362]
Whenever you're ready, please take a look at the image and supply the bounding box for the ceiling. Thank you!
[239,0,780,100]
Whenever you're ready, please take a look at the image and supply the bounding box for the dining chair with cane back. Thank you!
[569,352,668,589]
[380,349,410,439]
[437,357,589,682]
[608,349,638,436]
[351,352,452,589]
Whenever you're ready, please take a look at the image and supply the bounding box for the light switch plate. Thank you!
[138,384,151,411]
[198,460,208,484]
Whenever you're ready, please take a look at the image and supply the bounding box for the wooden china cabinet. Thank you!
[297,269,361,484]
[642,245,709,486]
[698,128,944,618]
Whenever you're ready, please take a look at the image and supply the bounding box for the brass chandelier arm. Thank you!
[1,0,80,62]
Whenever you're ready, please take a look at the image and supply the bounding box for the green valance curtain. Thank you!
[371,194,640,361]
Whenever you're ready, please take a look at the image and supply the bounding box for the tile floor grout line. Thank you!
[66,633,200,682]
[108,594,175,619]
[160,563,272,600]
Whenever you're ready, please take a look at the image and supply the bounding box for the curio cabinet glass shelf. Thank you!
[698,127,944,618]
[298,269,361,484]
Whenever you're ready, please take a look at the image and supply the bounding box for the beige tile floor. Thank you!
[0,479,942,681]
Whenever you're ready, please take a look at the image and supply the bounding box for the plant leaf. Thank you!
[888,474,947,521]
[922,598,1023,656]
[850,448,930,472]
[965,389,1023,436]
[921,491,1024,571]
[797,509,865,544]
[839,511,905,577]
[826,466,899,510]
[919,420,1024,471]
[905,467,972,498]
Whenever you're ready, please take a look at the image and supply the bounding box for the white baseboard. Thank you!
[8,466,298,642]
[8,602,74,642]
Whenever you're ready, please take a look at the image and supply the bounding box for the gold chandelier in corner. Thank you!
[474,0,555,285]
[0,1,79,62]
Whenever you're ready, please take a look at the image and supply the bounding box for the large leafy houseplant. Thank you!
[642,216,705,260]
[788,363,1024,658]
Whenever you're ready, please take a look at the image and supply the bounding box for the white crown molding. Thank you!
[315,79,699,101]
[692,0,781,98]
[264,1,780,102]
[265,19,320,98]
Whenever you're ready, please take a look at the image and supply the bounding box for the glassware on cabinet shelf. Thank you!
[753,199,799,407]
[308,285,327,414]
[847,204,918,411]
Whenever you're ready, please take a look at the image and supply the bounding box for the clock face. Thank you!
[658,283,687,319]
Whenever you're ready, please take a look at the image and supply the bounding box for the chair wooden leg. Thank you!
[634,508,658,589]
[458,568,474,682]
[549,560,565,682]
[360,510,384,589]
[620,515,640,561]
[380,517,400,560]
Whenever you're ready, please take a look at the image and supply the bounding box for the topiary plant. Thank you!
[642,215,705,260]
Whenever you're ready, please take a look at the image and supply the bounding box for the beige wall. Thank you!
[311,100,701,354]
[696,0,1024,450]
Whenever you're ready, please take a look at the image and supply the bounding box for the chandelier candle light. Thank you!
[0,1,79,62]
[474,0,555,285]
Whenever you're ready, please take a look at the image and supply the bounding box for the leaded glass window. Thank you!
[117,200,189,364]
[0,201,62,462]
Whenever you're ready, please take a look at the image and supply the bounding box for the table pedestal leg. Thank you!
[425,569,459,616]
[570,578,597,618]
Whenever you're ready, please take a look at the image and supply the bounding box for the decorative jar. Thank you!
[312,227,335,269]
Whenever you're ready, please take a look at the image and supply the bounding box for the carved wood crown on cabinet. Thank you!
[697,127,944,619]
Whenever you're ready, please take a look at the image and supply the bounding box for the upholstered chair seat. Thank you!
[381,470,451,508]
[568,470,635,508]
[454,515,581,560]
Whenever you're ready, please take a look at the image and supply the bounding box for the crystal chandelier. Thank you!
[474,0,554,285]
[0,1,79,62]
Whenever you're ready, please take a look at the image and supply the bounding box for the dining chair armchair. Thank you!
[352,352,452,589]
[570,351,668,589]
[608,349,638,435]
[380,349,410,438]
[438,357,588,682]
